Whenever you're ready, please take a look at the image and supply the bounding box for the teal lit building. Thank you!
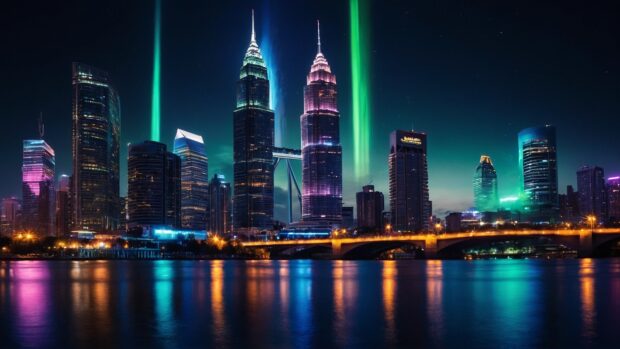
[518,125,558,222]
[473,155,499,212]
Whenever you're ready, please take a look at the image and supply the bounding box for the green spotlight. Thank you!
[151,0,162,142]
[350,0,370,180]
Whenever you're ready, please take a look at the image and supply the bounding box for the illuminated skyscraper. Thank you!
[473,155,499,212]
[209,174,231,235]
[607,177,620,224]
[356,185,384,232]
[72,63,120,232]
[301,21,342,224]
[173,129,209,230]
[127,141,180,229]
[389,130,431,232]
[22,139,55,237]
[233,12,274,234]
[577,166,607,222]
[55,174,71,235]
[518,125,558,221]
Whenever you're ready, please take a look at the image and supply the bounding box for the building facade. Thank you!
[518,125,558,222]
[233,13,275,234]
[356,185,384,232]
[173,129,209,230]
[22,139,55,237]
[608,177,620,224]
[127,141,180,229]
[473,155,499,212]
[301,22,342,224]
[72,63,121,232]
[577,166,607,222]
[209,174,231,235]
[1,197,20,236]
[389,130,431,232]
[55,174,71,235]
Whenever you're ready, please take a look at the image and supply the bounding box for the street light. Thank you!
[587,215,597,232]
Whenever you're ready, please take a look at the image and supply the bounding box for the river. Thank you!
[1,259,619,348]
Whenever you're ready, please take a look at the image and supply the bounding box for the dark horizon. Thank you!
[1,0,618,220]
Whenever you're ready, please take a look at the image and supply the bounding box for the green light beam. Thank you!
[151,0,161,142]
[350,0,370,180]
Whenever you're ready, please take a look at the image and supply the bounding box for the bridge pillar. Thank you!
[425,235,438,259]
[579,230,593,257]
[331,240,342,259]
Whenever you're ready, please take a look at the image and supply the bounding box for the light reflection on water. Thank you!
[1,259,620,348]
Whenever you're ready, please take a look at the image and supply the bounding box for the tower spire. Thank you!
[251,9,256,44]
[317,20,321,54]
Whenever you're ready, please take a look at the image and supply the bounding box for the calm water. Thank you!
[1,259,619,349]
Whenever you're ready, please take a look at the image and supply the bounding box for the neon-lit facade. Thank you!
[518,125,558,221]
[389,130,430,232]
[233,12,275,234]
[608,177,620,224]
[151,227,206,241]
[173,129,209,230]
[301,21,342,224]
[72,63,120,232]
[473,155,499,212]
[22,139,55,237]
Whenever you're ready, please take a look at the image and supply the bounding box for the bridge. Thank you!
[241,229,620,259]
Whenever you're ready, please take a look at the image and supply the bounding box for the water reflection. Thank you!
[1,259,620,348]
[382,261,398,343]
[579,258,596,340]
[13,261,51,348]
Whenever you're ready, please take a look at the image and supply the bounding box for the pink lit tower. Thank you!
[300,21,342,224]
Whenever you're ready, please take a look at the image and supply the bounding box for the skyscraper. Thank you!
[473,155,499,212]
[22,139,55,237]
[233,12,274,234]
[127,141,180,229]
[518,125,558,221]
[300,21,343,224]
[577,166,607,222]
[1,197,20,236]
[607,176,620,224]
[209,174,231,235]
[389,130,431,232]
[356,185,384,232]
[72,63,121,232]
[55,174,71,235]
[173,129,209,230]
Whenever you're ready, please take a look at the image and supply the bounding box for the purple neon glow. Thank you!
[22,140,55,196]
[608,176,620,181]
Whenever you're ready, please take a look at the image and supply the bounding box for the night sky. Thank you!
[1,0,618,221]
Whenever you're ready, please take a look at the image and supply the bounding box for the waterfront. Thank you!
[1,259,619,348]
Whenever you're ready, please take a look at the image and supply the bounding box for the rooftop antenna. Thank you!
[317,20,322,54]
[38,112,45,138]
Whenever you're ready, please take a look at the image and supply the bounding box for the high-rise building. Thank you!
[389,130,431,232]
[119,196,127,233]
[173,129,209,230]
[607,176,620,224]
[55,174,71,235]
[127,141,180,229]
[473,155,499,212]
[341,205,355,229]
[22,139,55,237]
[301,22,342,224]
[577,166,607,222]
[233,12,274,234]
[356,185,384,232]
[72,63,121,232]
[518,125,558,222]
[209,174,231,235]
[1,197,20,236]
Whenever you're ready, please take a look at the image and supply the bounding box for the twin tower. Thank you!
[233,13,342,234]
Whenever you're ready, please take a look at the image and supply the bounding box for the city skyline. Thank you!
[1,1,619,220]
